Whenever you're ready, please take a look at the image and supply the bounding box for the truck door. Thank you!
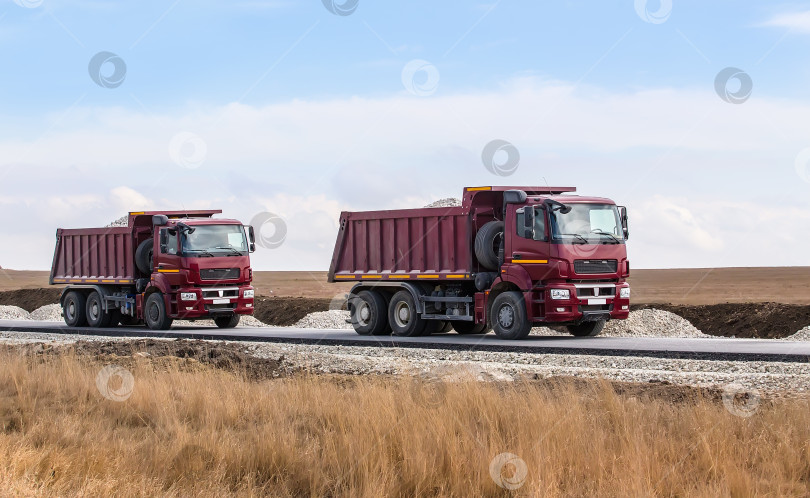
[507,205,553,280]
[157,228,182,285]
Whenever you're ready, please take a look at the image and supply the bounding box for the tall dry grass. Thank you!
[1,350,809,497]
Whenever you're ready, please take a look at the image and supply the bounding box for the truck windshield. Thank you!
[182,225,248,256]
[549,203,623,243]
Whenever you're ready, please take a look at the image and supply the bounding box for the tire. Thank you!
[144,292,173,330]
[491,291,532,340]
[451,320,489,335]
[86,291,113,328]
[425,320,451,334]
[475,221,504,270]
[388,290,427,337]
[135,239,155,275]
[567,320,606,337]
[63,291,88,327]
[214,315,240,328]
[349,290,389,336]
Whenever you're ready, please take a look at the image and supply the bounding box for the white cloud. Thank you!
[761,10,810,33]
[2,77,810,270]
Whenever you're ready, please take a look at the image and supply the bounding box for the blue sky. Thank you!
[2,0,810,271]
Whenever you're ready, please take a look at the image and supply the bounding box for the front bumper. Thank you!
[531,282,630,324]
[172,285,255,319]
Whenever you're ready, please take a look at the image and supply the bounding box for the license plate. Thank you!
[588,298,607,305]
[212,299,230,304]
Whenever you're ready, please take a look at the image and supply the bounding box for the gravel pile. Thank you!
[602,309,705,338]
[30,304,62,321]
[294,310,352,329]
[106,216,128,227]
[0,305,31,320]
[782,326,810,341]
[424,198,461,208]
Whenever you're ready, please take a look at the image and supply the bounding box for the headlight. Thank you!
[243,289,254,298]
[550,289,570,300]
[180,292,197,301]
[620,287,630,299]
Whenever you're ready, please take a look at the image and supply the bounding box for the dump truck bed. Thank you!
[328,206,473,282]
[49,227,136,285]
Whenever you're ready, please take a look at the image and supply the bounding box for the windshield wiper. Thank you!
[591,230,620,243]
[184,249,215,257]
[213,246,244,256]
[559,233,588,244]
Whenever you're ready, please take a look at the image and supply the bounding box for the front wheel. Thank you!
[214,315,240,328]
[491,291,531,340]
[567,320,605,337]
[144,293,173,330]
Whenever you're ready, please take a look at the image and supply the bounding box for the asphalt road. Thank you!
[2,319,810,362]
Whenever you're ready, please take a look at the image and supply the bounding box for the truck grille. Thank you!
[200,268,240,280]
[574,260,617,274]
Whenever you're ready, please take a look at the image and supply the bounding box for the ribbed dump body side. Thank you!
[49,227,135,283]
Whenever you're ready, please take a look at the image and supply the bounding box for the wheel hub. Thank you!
[357,303,370,325]
[498,304,514,328]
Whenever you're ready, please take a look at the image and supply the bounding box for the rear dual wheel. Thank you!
[388,291,427,337]
[349,290,390,336]
[86,291,119,328]
[63,291,87,327]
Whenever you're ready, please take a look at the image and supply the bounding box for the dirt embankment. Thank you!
[0,288,63,312]
[633,303,810,339]
[252,297,331,326]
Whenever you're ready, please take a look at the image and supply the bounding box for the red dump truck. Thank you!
[328,186,630,339]
[50,210,256,330]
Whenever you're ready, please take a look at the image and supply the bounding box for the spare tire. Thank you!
[474,221,504,270]
[135,239,154,275]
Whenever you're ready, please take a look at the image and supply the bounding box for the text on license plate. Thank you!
[588,298,607,305]
[212,299,230,305]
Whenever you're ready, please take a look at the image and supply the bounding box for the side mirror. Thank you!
[619,206,629,240]
[522,207,535,238]
[247,225,256,244]
[152,215,169,226]
[250,243,256,253]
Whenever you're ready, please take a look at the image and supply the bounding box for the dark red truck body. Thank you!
[50,210,255,330]
[328,186,631,339]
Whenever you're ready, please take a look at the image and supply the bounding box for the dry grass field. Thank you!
[1,348,809,497]
[4,267,810,304]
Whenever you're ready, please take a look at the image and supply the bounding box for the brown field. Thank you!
[1,345,809,497]
[3,267,810,305]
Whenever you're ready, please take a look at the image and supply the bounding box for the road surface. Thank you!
[2,319,809,362]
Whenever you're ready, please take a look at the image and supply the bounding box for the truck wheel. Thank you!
[214,315,240,328]
[491,291,531,340]
[135,239,155,275]
[451,321,489,335]
[349,290,389,335]
[425,320,451,334]
[63,291,88,327]
[474,221,504,270]
[567,320,605,337]
[86,291,113,328]
[388,290,427,337]
[144,292,173,330]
